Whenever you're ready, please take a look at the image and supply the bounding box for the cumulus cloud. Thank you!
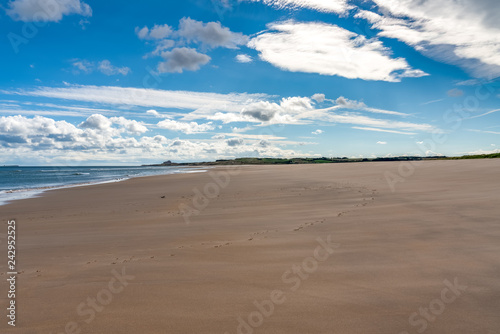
[226,138,244,146]
[178,17,248,49]
[110,117,148,134]
[0,114,148,157]
[72,60,130,76]
[241,101,280,121]
[156,119,215,134]
[146,39,176,57]
[248,20,427,82]
[377,141,387,145]
[6,0,92,22]
[0,115,303,164]
[157,47,211,73]
[357,0,500,78]
[135,24,172,40]
[336,96,366,109]
[312,129,323,135]
[311,93,325,103]
[236,54,253,63]
[78,114,111,130]
[244,0,352,14]
[136,18,247,72]
[78,114,147,134]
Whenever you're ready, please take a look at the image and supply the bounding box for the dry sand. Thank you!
[1,160,500,333]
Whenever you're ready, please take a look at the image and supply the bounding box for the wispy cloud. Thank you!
[5,85,268,112]
[467,108,500,119]
[468,129,500,135]
[3,85,438,135]
[72,59,130,76]
[248,20,427,82]
[243,0,353,14]
[357,0,500,78]
[352,126,417,135]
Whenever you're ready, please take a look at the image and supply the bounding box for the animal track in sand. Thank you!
[214,242,231,248]
[293,219,325,231]
[248,229,278,240]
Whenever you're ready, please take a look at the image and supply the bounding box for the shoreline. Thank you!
[0,166,208,207]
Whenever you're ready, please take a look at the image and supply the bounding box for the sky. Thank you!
[1,0,500,165]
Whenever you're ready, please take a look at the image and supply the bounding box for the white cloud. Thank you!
[0,114,148,155]
[311,93,325,103]
[9,85,268,112]
[78,114,147,134]
[78,114,111,130]
[72,60,93,73]
[467,109,500,119]
[0,115,305,164]
[226,138,244,146]
[72,60,130,76]
[146,109,160,117]
[110,117,148,134]
[157,47,211,73]
[178,17,248,49]
[248,20,427,82]
[377,141,387,145]
[157,119,215,134]
[137,18,247,72]
[146,39,176,57]
[468,129,500,135]
[135,24,172,40]
[333,96,408,116]
[236,54,253,63]
[5,85,438,134]
[325,113,432,133]
[98,60,130,76]
[244,0,352,14]
[6,0,92,22]
[312,129,323,135]
[352,126,417,135]
[465,148,500,155]
[357,0,500,78]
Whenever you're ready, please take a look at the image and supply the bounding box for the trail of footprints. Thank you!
[19,187,378,273]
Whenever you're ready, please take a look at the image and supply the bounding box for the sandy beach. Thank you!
[1,160,500,333]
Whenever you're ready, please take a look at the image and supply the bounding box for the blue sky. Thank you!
[1,0,500,165]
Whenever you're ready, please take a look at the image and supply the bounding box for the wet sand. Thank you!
[1,160,499,333]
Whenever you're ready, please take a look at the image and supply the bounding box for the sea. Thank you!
[0,165,205,206]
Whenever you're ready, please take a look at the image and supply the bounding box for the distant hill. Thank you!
[442,152,500,159]
[143,153,500,166]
